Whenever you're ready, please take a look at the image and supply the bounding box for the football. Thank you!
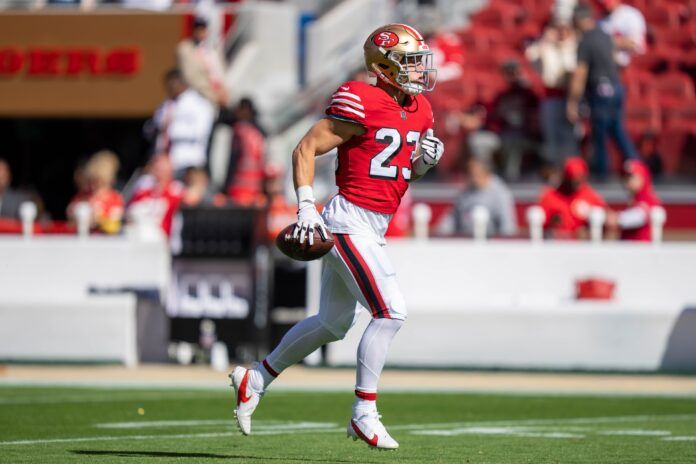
[275,223,335,261]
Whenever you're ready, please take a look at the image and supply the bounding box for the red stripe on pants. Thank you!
[341,235,391,319]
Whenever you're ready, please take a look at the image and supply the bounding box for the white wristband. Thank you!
[296,185,315,206]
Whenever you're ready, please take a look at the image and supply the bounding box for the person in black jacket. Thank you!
[567,2,637,179]
[0,159,29,220]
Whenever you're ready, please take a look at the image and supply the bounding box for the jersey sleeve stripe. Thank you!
[329,104,365,119]
[330,98,365,110]
[332,91,362,102]
[326,114,363,126]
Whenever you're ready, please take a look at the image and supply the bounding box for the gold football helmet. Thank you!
[363,23,437,96]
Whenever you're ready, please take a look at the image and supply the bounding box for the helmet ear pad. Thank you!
[371,62,405,93]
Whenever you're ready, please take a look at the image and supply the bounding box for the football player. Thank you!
[230,23,444,450]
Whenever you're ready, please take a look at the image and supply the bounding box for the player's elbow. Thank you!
[292,139,315,166]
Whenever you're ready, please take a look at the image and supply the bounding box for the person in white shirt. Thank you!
[597,0,647,67]
[526,19,579,164]
[177,16,228,107]
[153,69,215,178]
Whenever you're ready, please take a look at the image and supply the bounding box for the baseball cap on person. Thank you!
[563,157,589,180]
[572,3,594,21]
[622,160,648,179]
[193,16,208,28]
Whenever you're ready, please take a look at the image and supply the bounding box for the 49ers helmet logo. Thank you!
[373,31,399,48]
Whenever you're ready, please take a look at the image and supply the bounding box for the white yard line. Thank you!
[2,414,696,447]
[599,430,672,436]
[96,420,335,430]
[389,413,696,430]
[413,427,583,439]
[0,432,236,446]
[0,394,224,406]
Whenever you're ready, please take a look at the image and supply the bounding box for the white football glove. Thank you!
[413,129,444,175]
[293,186,328,246]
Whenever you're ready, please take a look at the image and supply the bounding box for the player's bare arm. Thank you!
[567,61,588,124]
[291,117,363,245]
[292,117,364,189]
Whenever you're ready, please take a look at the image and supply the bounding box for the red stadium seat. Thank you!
[657,103,696,175]
[470,4,524,30]
[658,128,692,175]
[630,51,668,73]
[654,71,695,109]
[644,4,688,29]
[665,101,696,127]
[459,27,504,53]
[465,52,501,72]
[623,0,647,11]
[625,99,662,137]
[650,25,696,50]
[430,79,477,112]
[622,70,658,100]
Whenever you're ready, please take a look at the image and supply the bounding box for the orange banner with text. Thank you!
[0,11,185,117]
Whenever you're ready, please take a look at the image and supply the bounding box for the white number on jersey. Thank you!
[370,128,420,181]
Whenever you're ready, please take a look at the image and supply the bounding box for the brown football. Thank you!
[275,223,335,261]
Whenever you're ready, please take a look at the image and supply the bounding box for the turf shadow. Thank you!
[70,450,370,463]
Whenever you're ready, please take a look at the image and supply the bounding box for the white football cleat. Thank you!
[229,365,262,435]
[347,412,399,450]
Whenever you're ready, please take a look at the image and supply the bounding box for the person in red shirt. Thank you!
[230,24,444,450]
[226,98,266,207]
[606,160,661,241]
[538,156,607,239]
[67,150,124,235]
[263,163,296,242]
[127,154,183,236]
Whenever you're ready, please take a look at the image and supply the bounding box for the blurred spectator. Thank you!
[553,0,579,24]
[488,60,541,180]
[636,131,663,178]
[0,159,29,220]
[128,154,184,236]
[526,20,580,165]
[234,96,266,137]
[596,0,646,68]
[182,167,224,207]
[66,150,124,234]
[538,156,607,239]
[121,0,172,10]
[349,68,374,85]
[606,160,661,241]
[226,98,266,207]
[264,162,295,242]
[385,190,413,238]
[446,154,518,237]
[152,69,215,177]
[177,16,228,107]
[430,30,465,82]
[568,3,637,179]
[461,105,499,165]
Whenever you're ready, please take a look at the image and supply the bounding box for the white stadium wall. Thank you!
[2,234,695,371]
[320,241,696,371]
[0,236,170,366]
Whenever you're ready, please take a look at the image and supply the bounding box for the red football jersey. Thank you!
[538,184,607,237]
[325,81,434,214]
[128,181,184,236]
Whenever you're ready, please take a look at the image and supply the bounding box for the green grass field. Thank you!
[1,385,695,463]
